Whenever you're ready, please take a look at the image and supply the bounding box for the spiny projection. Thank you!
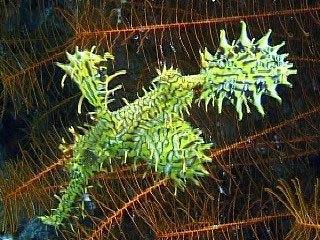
[39,21,297,227]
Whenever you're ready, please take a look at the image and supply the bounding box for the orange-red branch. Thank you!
[78,6,320,37]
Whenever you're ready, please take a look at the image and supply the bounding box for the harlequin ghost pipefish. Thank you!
[39,21,297,226]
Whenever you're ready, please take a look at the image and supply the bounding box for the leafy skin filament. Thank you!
[39,22,297,227]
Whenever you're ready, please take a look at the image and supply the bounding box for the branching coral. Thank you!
[39,21,296,227]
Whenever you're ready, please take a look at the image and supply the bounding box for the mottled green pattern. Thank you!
[199,21,296,119]
[40,22,296,226]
